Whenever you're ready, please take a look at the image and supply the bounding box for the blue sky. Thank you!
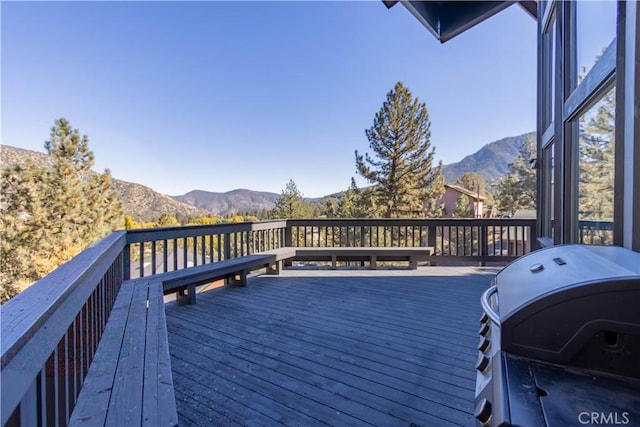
[2,1,538,198]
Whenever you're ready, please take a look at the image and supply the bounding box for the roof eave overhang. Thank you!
[391,1,537,43]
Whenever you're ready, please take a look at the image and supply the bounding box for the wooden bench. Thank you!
[69,280,177,427]
[292,246,434,270]
[153,248,297,304]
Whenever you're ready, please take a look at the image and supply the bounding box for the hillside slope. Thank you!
[1,145,208,222]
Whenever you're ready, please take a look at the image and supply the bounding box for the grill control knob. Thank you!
[479,323,490,337]
[480,312,489,323]
[478,337,490,353]
[475,398,492,424]
[476,354,490,373]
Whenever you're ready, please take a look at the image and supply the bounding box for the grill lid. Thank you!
[494,245,640,377]
[496,245,640,322]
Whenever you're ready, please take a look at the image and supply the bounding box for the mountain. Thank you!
[0,145,209,222]
[171,132,535,214]
[2,131,534,219]
[441,131,535,186]
[172,189,280,215]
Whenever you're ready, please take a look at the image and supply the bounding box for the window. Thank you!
[542,10,556,130]
[575,86,615,245]
[573,1,616,88]
[542,142,555,238]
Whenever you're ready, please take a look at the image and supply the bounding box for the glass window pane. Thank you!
[574,1,616,87]
[576,86,615,245]
[542,12,556,129]
[543,142,555,238]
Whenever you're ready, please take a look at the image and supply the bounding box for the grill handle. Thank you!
[480,285,500,326]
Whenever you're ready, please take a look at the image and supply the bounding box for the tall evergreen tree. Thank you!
[272,179,311,219]
[456,172,490,200]
[452,195,475,218]
[0,118,123,302]
[494,174,521,215]
[337,178,364,218]
[494,136,536,215]
[355,82,445,218]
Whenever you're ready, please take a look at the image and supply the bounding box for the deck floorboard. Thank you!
[165,267,498,426]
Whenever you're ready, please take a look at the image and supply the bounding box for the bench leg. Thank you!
[266,260,282,275]
[371,255,377,270]
[177,285,196,305]
[331,255,337,270]
[409,256,418,270]
[227,270,247,287]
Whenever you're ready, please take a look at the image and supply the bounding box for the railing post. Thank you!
[123,244,131,281]
[528,222,537,253]
[284,221,292,247]
[427,225,436,248]
[224,233,231,260]
[284,221,293,266]
[480,223,488,266]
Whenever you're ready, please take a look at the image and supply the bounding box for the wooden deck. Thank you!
[164,267,500,426]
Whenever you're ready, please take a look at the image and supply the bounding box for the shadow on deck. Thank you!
[164,267,499,427]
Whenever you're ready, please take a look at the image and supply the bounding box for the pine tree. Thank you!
[456,172,492,205]
[355,82,445,218]
[494,136,536,215]
[0,118,123,302]
[494,174,521,215]
[272,179,311,219]
[452,195,475,218]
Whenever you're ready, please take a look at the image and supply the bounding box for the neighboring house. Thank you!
[434,184,487,218]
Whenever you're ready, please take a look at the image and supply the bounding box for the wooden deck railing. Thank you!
[1,232,127,427]
[0,218,535,426]
[578,220,614,245]
[125,220,287,279]
[287,218,537,262]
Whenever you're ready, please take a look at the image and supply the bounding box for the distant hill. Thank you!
[441,132,535,186]
[172,189,280,215]
[0,145,209,222]
[2,131,535,219]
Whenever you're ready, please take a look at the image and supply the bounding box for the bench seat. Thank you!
[153,248,296,304]
[69,280,177,427]
[292,246,434,269]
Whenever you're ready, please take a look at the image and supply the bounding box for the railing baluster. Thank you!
[151,241,157,275]
[64,330,69,425]
[172,239,177,271]
[72,319,78,406]
[191,236,197,266]
[138,243,144,278]
[40,367,48,427]
[201,235,206,264]
[163,240,168,273]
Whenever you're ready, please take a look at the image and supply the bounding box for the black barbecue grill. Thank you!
[475,245,640,426]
